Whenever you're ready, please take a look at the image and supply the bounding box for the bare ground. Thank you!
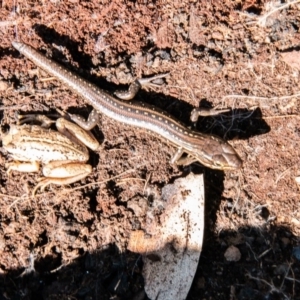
[0,0,300,299]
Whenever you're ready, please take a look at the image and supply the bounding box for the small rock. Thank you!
[224,245,241,262]
[127,198,147,217]
[281,237,290,246]
[0,80,9,91]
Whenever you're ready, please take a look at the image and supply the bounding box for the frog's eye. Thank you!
[0,124,10,135]
[1,124,21,138]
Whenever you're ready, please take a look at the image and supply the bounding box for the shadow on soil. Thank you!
[0,223,299,300]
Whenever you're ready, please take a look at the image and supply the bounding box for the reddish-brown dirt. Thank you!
[0,0,300,299]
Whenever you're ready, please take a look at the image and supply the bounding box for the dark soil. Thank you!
[0,0,300,299]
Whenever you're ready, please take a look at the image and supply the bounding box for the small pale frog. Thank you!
[1,113,100,195]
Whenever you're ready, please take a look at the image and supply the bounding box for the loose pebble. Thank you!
[224,245,241,262]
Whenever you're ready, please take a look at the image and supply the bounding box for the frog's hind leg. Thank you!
[32,163,92,196]
[6,161,40,176]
